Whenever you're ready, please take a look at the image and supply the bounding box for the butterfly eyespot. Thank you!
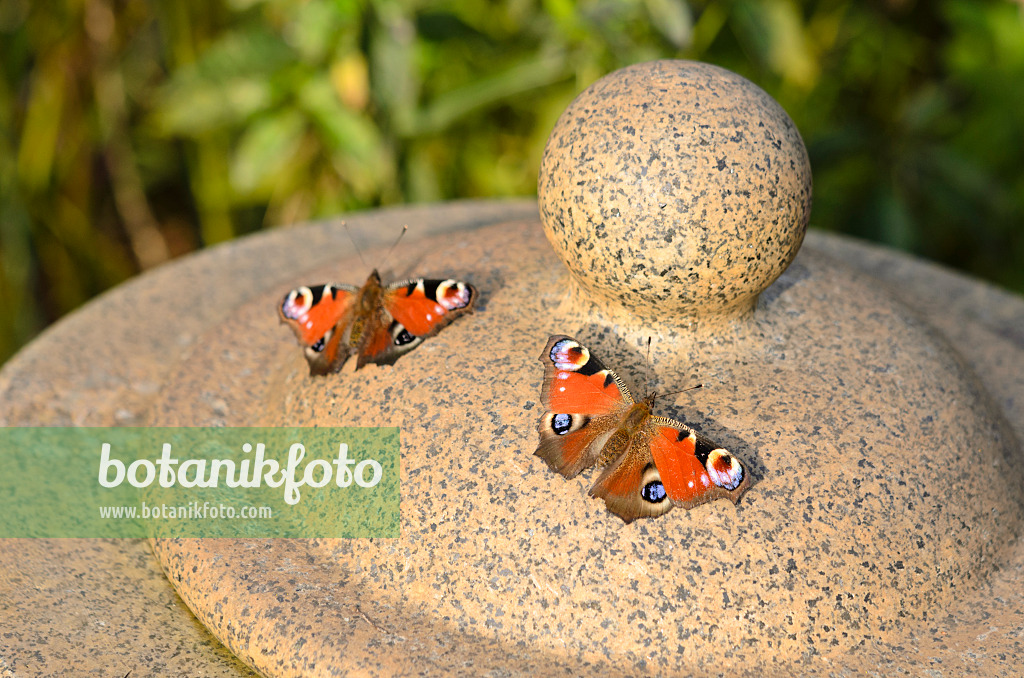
[550,339,590,370]
[393,328,416,346]
[436,280,472,310]
[706,448,744,490]
[551,413,573,435]
[641,481,667,504]
[281,287,314,319]
[310,337,326,353]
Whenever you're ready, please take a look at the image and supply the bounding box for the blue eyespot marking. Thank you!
[552,413,573,435]
[394,328,416,346]
[641,481,667,503]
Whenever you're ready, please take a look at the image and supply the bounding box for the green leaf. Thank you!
[284,0,345,62]
[16,59,64,190]
[733,0,818,88]
[153,77,276,135]
[644,0,692,50]
[369,4,420,135]
[152,28,296,135]
[875,186,916,251]
[299,75,384,165]
[229,108,307,195]
[411,51,570,136]
[187,27,295,80]
[298,73,393,198]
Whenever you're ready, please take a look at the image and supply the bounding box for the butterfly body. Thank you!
[280,269,476,375]
[536,335,750,523]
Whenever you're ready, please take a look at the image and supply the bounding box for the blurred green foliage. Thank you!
[1,0,1023,366]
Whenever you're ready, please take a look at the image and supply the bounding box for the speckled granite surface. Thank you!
[539,60,811,323]
[0,539,257,677]
[0,201,539,677]
[1,203,1023,676]
[2,61,1023,676]
[145,217,1024,676]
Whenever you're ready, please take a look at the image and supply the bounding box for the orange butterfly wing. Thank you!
[384,279,476,338]
[279,283,358,375]
[535,335,632,478]
[355,278,477,368]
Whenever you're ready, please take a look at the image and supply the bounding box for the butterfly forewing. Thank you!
[279,283,359,375]
[536,335,633,478]
[539,335,632,413]
[650,416,750,508]
[384,279,476,338]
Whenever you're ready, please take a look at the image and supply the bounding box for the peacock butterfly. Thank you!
[535,334,750,523]
[279,270,477,375]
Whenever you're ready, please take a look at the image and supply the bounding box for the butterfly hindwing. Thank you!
[589,439,674,523]
[351,278,476,369]
[353,310,398,369]
[279,283,359,375]
[536,412,622,479]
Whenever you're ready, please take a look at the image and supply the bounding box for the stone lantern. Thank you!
[2,61,1023,676]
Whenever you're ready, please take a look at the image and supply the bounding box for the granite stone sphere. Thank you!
[539,60,812,322]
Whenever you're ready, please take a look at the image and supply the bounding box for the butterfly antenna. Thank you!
[380,224,409,272]
[655,384,705,401]
[342,222,369,268]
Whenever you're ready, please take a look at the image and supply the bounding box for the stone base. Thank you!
[2,200,1022,676]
